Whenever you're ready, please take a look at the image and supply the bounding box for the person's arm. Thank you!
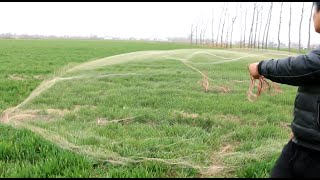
[257,48,320,86]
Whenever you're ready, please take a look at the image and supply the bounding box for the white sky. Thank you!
[1,2,319,46]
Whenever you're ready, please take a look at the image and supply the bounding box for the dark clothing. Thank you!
[258,47,320,151]
[271,140,320,178]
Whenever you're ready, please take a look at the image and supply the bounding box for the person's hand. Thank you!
[290,132,294,140]
[248,62,260,79]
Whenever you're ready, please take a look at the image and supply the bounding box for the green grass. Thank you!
[0,39,299,177]
[0,124,94,178]
[0,39,195,112]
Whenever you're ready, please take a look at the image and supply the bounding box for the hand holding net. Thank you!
[247,69,282,102]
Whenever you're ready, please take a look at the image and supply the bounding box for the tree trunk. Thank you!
[258,6,263,49]
[308,2,314,50]
[202,22,208,46]
[277,2,284,51]
[190,24,195,46]
[243,8,248,48]
[248,4,256,48]
[226,27,229,48]
[265,2,273,49]
[199,21,203,45]
[249,3,257,48]
[289,2,292,52]
[262,2,271,49]
[199,30,202,45]
[220,5,228,47]
[230,3,238,48]
[225,14,230,48]
[211,9,214,46]
[299,2,304,53]
[230,16,237,48]
[253,4,260,48]
[216,4,225,47]
[199,26,203,46]
[240,3,243,48]
[195,25,198,45]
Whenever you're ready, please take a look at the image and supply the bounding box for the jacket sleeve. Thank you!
[257,48,320,86]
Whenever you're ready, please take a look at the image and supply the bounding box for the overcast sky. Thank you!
[1,2,319,46]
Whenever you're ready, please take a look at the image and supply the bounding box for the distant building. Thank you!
[103,36,113,40]
[167,37,189,43]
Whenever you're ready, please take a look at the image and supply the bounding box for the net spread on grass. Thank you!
[0,48,296,176]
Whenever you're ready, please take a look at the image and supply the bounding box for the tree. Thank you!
[201,21,208,45]
[257,5,263,49]
[216,3,225,47]
[220,4,228,47]
[230,16,237,48]
[230,3,238,48]
[190,24,196,45]
[299,2,305,53]
[195,24,198,45]
[253,3,261,48]
[240,3,243,48]
[211,8,214,46]
[225,14,230,48]
[308,2,315,50]
[199,21,203,44]
[277,2,284,51]
[265,2,273,49]
[262,2,270,49]
[243,7,248,48]
[289,2,292,52]
[248,3,257,48]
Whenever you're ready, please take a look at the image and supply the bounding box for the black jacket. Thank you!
[258,47,320,151]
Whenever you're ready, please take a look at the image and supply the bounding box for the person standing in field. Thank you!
[248,2,320,178]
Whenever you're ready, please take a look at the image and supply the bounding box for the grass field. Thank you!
[0,39,300,177]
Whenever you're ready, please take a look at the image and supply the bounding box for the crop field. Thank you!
[0,39,299,178]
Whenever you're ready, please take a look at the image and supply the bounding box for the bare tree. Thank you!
[195,24,198,45]
[220,4,228,47]
[200,30,203,45]
[265,2,273,49]
[299,2,305,53]
[199,30,202,45]
[190,24,195,45]
[243,7,248,48]
[216,3,225,47]
[199,21,205,45]
[199,21,203,45]
[230,17,237,48]
[240,3,243,48]
[308,2,315,50]
[230,3,238,48]
[258,5,264,49]
[211,9,214,46]
[249,3,257,48]
[190,24,193,45]
[202,21,208,46]
[253,3,261,48]
[225,14,230,48]
[277,2,284,51]
[262,2,270,49]
[289,2,292,52]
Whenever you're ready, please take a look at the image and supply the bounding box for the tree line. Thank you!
[190,2,316,53]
